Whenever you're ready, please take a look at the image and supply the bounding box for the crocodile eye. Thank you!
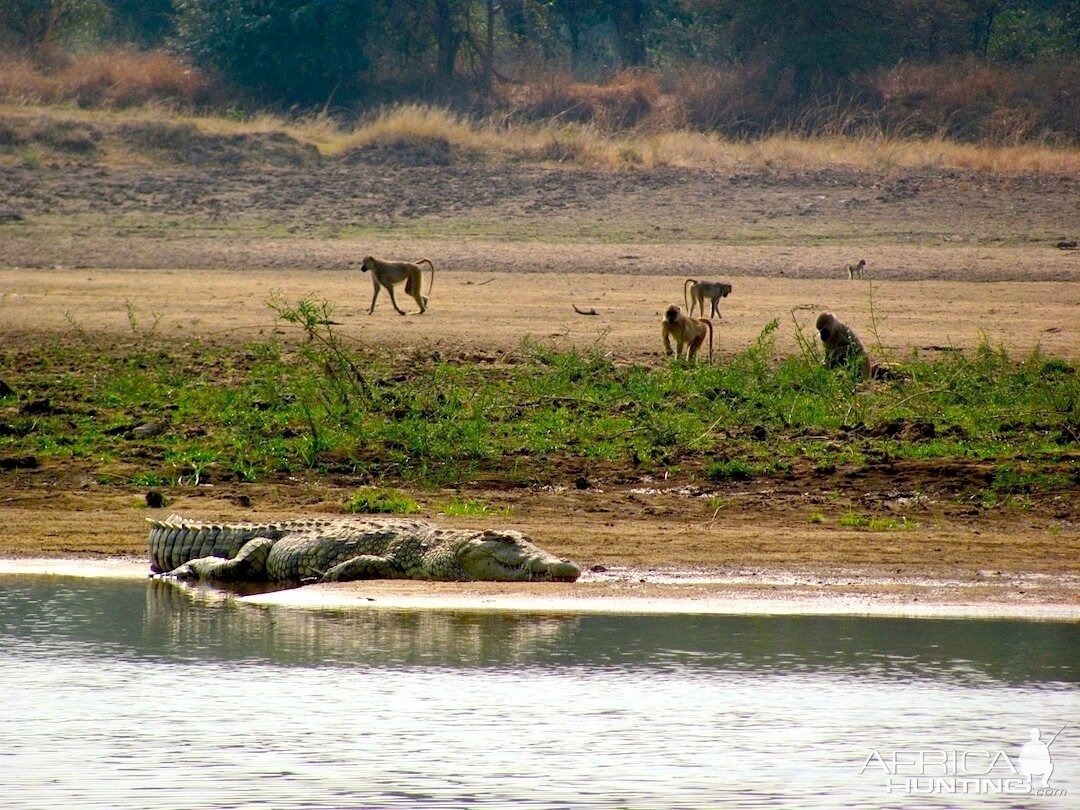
[481,531,517,545]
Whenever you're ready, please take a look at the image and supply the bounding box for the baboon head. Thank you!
[360,256,375,273]
[815,312,837,342]
[665,305,681,325]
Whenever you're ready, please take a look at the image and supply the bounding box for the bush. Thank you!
[0,48,216,108]
[505,71,661,130]
[872,58,1080,145]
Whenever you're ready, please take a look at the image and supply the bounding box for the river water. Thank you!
[1,575,1076,809]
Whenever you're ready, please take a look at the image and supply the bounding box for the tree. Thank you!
[104,0,173,45]
[0,0,109,49]
[610,0,647,66]
[174,0,374,106]
[433,0,469,78]
[483,0,496,94]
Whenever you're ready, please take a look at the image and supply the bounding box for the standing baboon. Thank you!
[846,259,866,280]
[663,304,714,362]
[684,279,733,318]
[359,256,435,315]
[815,311,871,379]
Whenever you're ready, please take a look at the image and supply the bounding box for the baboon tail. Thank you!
[416,258,435,297]
[684,278,696,311]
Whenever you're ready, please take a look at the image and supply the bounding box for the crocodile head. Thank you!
[454,530,581,582]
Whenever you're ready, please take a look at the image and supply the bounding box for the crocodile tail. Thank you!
[146,515,280,575]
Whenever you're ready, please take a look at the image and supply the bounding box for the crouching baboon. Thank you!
[846,259,866,280]
[663,305,714,362]
[815,311,904,380]
[684,279,733,318]
[360,256,435,315]
[816,311,871,379]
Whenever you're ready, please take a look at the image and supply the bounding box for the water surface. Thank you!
[1,576,1076,808]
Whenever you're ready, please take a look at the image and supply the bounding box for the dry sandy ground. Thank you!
[1,266,1076,362]
[0,156,1077,614]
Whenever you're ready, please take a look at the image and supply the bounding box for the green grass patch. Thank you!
[344,487,421,515]
[839,513,918,531]
[1,297,1076,495]
[437,498,511,517]
[704,460,753,482]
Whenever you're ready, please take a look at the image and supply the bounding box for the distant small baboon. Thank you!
[846,259,866,280]
[359,256,435,315]
[816,311,871,379]
[663,304,714,362]
[684,279,733,318]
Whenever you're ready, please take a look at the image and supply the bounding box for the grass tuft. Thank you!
[344,487,421,515]
[438,498,511,517]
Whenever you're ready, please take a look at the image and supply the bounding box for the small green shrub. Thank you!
[704,460,753,481]
[344,487,420,515]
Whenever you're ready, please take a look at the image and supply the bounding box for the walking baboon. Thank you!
[684,279,733,318]
[815,311,871,379]
[846,259,866,280]
[360,256,435,315]
[663,304,714,362]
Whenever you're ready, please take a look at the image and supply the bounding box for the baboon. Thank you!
[359,256,435,315]
[815,311,871,379]
[684,279,733,318]
[663,304,714,362]
[846,259,866,280]
[815,311,906,380]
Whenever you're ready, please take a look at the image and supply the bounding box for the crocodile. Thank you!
[148,514,581,584]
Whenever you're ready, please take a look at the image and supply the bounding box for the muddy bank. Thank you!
[1,557,1076,620]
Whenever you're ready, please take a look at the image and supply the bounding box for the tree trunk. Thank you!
[613,0,646,67]
[483,0,495,95]
[435,0,460,79]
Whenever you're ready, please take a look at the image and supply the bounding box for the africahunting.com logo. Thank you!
[859,726,1068,797]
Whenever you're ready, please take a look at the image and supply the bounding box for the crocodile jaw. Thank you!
[459,531,581,582]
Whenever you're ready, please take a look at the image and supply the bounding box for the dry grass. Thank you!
[0,48,215,108]
[3,48,1078,150]
[2,48,1078,172]
[283,104,1080,173]
[328,104,485,153]
[3,99,1079,175]
[502,71,662,131]
[876,59,1080,145]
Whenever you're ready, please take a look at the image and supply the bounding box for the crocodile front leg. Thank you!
[159,537,276,582]
[320,554,399,582]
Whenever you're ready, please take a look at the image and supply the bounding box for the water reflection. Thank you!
[2,575,1077,809]
[2,575,1075,684]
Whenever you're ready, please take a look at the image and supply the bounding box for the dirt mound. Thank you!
[0,112,319,167]
[119,122,320,167]
[344,137,484,167]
